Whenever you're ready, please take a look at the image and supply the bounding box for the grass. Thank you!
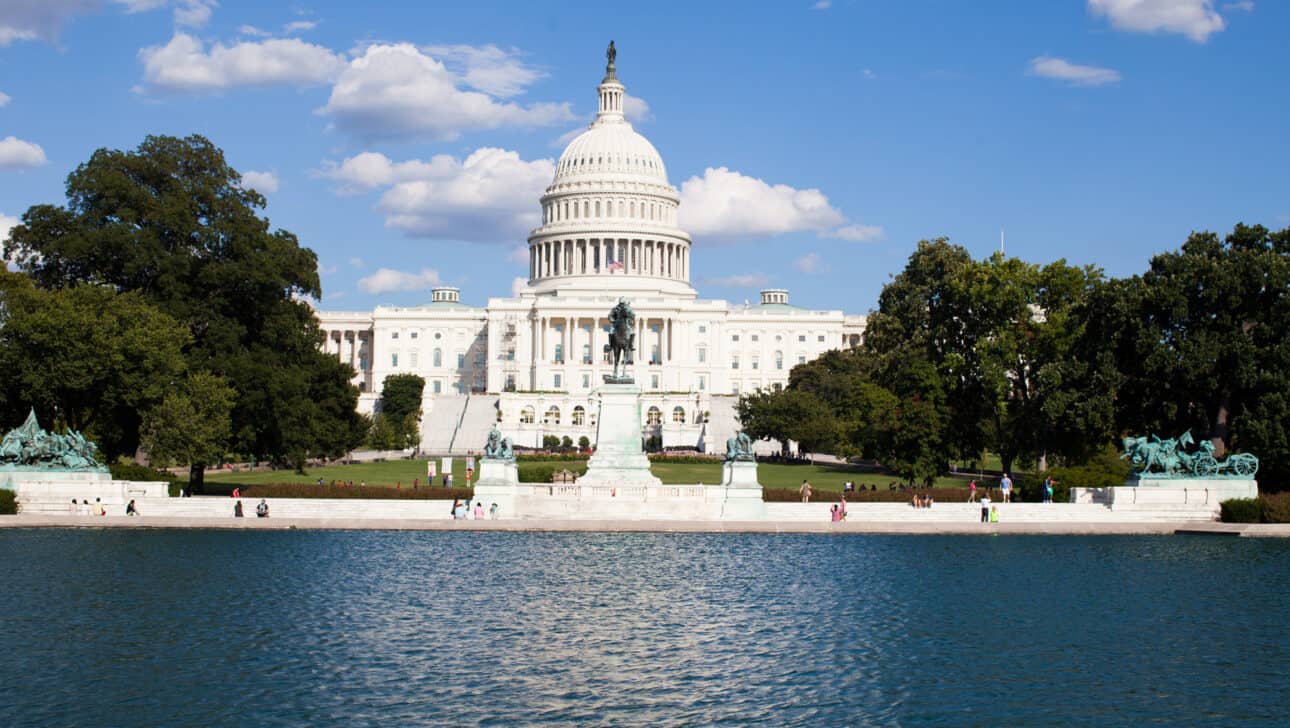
[207,457,967,495]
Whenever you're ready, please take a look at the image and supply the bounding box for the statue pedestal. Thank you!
[472,459,520,518]
[721,460,760,488]
[1069,478,1257,518]
[577,382,661,488]
[716,461,765,519]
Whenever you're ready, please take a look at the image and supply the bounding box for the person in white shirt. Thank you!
[980,495,991,523]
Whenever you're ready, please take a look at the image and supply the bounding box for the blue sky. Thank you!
[1,0,1286,314]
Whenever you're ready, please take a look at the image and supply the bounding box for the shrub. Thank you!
[518,463,587,483]
[235,483,473,501]
[0,489,16,515]
[561,436,574,451]
[110,461,180,483]
[763,487,972,503]
[1258,492,1290,523]
[1220,498,1263,523]
[517,453,591,462]
[542,435,561,450]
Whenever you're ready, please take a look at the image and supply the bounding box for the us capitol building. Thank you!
[316,45,866,454]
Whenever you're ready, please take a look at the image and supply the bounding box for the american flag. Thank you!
[606,260,624,272]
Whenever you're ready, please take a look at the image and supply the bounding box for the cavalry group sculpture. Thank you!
[0,409,108,472]
[1121,431,1258,479]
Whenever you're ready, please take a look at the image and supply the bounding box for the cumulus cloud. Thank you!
[321,43,574,142]
[814,0,832,9]
[0,212,18,241]
[284,20,316,33]
[424,43,544,98]
[324,147,553,243]
[679,167,878,242]
[348,256,364,268]
[704,273,770,288]
[0,0,97,46]
[1028,56,1122,87]
[0,136,47,169]
[831,223,884,241]
[795,253,821,273]
[173,0,214,28]
[1222,1,1254,10]
[511,276,527,297]
[241,169,279,194]
[1088,0,1226,42]
[358,267,441,295]
[0,91,9,107]
[138,32,347,92]
[506,246,529,264]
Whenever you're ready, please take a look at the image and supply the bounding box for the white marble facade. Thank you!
[317,51,866,453]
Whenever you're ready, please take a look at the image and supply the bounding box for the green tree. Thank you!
[140,371,235,492]
[378,374,425,450]
[737,388,838,455]
[4,134,363,469]
[0,271,188,457]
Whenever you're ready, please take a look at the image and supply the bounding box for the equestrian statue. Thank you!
[604,297,637,383]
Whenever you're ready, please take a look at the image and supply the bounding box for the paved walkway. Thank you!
[4,514,1286,536]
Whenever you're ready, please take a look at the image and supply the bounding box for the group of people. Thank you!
[910,493,935,508]
[829,496,848,522]
[231,499,270,517]
[451,500,499,520]
[68,497,135,516]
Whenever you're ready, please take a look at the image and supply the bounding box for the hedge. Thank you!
[0,489,16,515]
[764,487,974,503]
[233,483,475,501]
[518,463,588,483]
[1221,493,1290,524]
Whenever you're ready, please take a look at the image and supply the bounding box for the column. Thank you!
[566,316,573,364]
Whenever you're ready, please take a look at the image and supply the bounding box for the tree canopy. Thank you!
[3,134,365,473]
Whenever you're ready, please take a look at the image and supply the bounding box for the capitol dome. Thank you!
[526,43,694,298]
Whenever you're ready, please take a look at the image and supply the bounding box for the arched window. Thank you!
[433,348,442,367]
[572,406,586,426]
[672,406,685,424]
[544,406,561,425]
[646,406,661,426]
[520,406,535,424]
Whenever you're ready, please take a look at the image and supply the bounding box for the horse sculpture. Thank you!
[1122,429,1257,478]
[605,297,636,382]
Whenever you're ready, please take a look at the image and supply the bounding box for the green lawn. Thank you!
[208,458,966,493]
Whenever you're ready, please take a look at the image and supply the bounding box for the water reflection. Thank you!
[0,531,1286,726]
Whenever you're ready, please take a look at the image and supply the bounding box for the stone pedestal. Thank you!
[472,459,520,518]
[577,382,662,488]
[476,459,518,486]
[716,461,766,519]
[721,460,760,487]
[1069,478,1258,517]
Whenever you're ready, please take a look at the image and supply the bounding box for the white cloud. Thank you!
[0,0,96,46]
[705,273,770,288]
[241,169,279,194]
[348,256,364,269]
[1089,0,1226,42]
[325,147,553,243]
[623,93,651,123]
[317,261,337,275]
[173,0,214,28]
[357,267,441,294]
[284,20,316,33]
[237,24,268,37]
[680,167,864,240]
[138,32,346,92]
[831,223,884,241]
[511,276,527,297]
[1222,1,1254,10]
[814,0,832,9]
[1028,55,1122,86]
[0,91,9,107]
[424,43,544,98]
[1,212,18,242]
[506,246,529,264]
[116,0,168,11]
[321,43,574,141]
[0,136,47,169]
[795,253,822,273]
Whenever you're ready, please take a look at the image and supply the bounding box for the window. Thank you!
[520,406,535,424]
[751,334,759,342]
[798,335,806,342]
[698,375,706,391]
[775,351,784,370]
[582,344,591,364]
[651,345,661,365]
[732,334,740,342]
[554,343,564,364]
[752,355,760,370]
[553,374,562,389]
[432,380,441,394]
[391,353,399,367]
[433,348,442,367]
[646,406,661,426]
[698,325,707,334]
[544,406,561,425]
[573,406,586,426]
[410,351,419,367]
[410,331,418,339]
[435,332,442,340]
[651,374,660,389]
[505,374,516,392]
[672,406,685,424]
[391,331,399,340]
[582,373,590,388]
[457,353,465,368]
[731,356,740,370]
[818,335,826,343]
[697,347,706,363]
[775,335,782,342]
[798,355,807,364]
[732,382,741,395]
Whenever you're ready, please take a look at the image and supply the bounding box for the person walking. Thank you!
[980,494,991,523]
[234,500,244,517]
[968,479,977,503]
[1000,473,1013,503]
[799,480,813,503]
[255,499,270,518]
[837,495,848,522]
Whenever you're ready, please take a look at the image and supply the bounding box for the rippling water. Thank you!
[1,530,1287,726]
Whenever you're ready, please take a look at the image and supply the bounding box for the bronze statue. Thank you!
[604,297,636,382]
[483,426,514,462]
[725,431,755,462]
[607,40,616,67]
[0,409,107,472]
